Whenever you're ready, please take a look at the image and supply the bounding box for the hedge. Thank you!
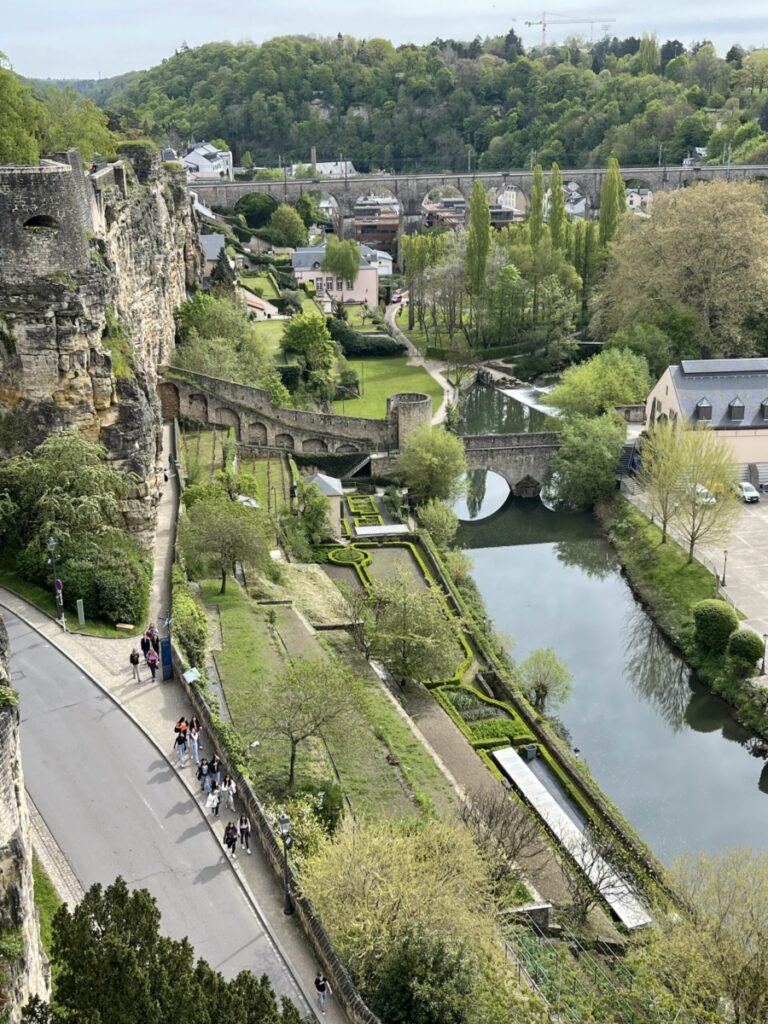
[727,628,764,668]
[171,565,208,670]
[693,600,739,653]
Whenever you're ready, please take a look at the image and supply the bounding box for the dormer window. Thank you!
[696,398,712,421]
[729,397,745,421]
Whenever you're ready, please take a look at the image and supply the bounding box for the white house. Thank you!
[183,142,233,181]
[288,160,356,178]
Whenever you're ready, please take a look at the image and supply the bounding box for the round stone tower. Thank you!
[387,392,432,449]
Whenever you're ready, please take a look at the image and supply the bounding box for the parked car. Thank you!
[739,481,760,503]
[691,484,716,505]
[391,290,402,303]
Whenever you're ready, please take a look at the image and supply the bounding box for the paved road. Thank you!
[8,610,309,1012]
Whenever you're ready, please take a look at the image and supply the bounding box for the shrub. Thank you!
[327,317,405,356]
[171,566,207,667]
[90,549,150,625]
[727,628,764,672]
[693,599,740,653]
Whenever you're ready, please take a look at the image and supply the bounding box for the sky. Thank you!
[5,0,768,80]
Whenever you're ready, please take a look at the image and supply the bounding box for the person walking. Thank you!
[188,717,201,766]
[140,632,151,663]
[206,781,221,817]
[174,728,188,769]
[129,648,141,683]
[146,647,159,681]
[223,821,238,859]
[314,973,331,1016]
[238,813,251,855]
[209,754,222,787]
[197,758,210,792]
[222,774,236,812]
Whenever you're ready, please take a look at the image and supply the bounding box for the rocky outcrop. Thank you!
[0,147,201,545]
[0,616,47,1021]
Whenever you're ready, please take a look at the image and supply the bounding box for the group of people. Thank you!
[129,624,162,682]
[173,715,201,769]
[223,816,252,858]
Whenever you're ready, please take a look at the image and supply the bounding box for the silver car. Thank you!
[739,481,760,503]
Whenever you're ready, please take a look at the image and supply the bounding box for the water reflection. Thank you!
[623,606,691,732]
[555,536,616,581]
[460,385,556,435]
[466,469,487,519]
[453,469,510,521]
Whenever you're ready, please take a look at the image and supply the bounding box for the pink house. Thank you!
[292,243,379,306]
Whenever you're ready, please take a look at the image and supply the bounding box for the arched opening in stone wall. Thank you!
[302,438,329,453]
[248,421,268,445]
[23,214,60,234]
[275,433,295,450]
[188,393,209,422]
[353,189,400,254]
[420,185,467,230]
[336,443,360,453]
[215,407,241,438]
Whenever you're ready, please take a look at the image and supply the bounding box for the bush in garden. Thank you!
[693,600,739,653]
[171,566,207,667]
[726,628,764,675]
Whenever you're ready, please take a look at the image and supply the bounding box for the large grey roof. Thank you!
[200,234,226,261]
[292,242,379,271]
[671,359,768,429]
[306,472,344,497]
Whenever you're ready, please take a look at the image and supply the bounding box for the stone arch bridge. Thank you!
[192,163,768,220]
[159,367,562,485]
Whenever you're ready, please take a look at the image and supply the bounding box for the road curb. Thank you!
[2,597,318,1020]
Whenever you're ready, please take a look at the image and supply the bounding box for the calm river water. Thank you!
[458,386,768,862]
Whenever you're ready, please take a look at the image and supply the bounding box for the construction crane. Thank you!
[524,11,616,47]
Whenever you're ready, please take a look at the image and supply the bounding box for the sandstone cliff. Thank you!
[0,147,201,545]
[0,616,47,1021]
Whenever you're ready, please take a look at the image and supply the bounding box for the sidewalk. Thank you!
[3,421,346,1024]
[385,301,455,425]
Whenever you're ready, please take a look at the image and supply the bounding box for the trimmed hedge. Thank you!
[171,565,208,669]
[727,628,764,668]
[693,600,739,653]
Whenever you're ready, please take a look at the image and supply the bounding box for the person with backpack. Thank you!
[174,728,188,769]
[129,648,141,683]
[224,821,238,859]
[314,973,331,1015]
[238,814,251,855]
[146,647,159,681]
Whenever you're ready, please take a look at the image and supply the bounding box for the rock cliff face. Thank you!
[0,147,201,544]
[0,616,47,1021]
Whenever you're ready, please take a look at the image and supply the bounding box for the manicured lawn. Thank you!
[32,857,61,955]
[346,304,384,334]
[301,295,320,314]
[331,356,444,419]
[242,454,291,511]
[251,318,286,358]
[0,555,142,638]
[180,427,233,482]
[240,273,279,300]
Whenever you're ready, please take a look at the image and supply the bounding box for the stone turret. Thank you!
[386,391,432,449]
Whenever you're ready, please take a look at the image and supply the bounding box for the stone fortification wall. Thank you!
[0,148,201,544]
[0,617,48,1021]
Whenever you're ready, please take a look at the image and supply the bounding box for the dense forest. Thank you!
[31,33,768,172]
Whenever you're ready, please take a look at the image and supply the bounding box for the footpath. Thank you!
[3,422,345,1024]
[384,300,455,426]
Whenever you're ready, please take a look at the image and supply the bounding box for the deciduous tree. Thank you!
[398,425,467,503]
[465,180,492,342]
[670,424,739,562]
[416,498,459,550]
[548,162,565,250]
[518,647,573,712]
[180,492,270,592]
[281,312,335,370]
[551,414,626,510]
[546,348,650,417]
[598,156,625,246]
[322,236,360,302]
[637,419,681,543]
[266,204,307,247]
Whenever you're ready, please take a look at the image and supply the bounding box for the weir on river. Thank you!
[458,385,768,862]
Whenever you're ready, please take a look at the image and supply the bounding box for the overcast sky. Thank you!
[5,1,768,80]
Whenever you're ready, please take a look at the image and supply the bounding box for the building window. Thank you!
[729,397,745,421]
[696,398,712,421]
[325,278,333,292]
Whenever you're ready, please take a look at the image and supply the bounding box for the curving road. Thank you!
[8,610,309,1013]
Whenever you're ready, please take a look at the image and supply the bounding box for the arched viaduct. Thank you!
[192,164,768,219]
[462,432,562,490]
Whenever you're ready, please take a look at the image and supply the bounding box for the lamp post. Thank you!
[277,812,294,915]
[762,634,768,676]
[722,549,729,588]
[46,536,65,627]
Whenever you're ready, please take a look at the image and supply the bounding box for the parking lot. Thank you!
[701,496,768,636]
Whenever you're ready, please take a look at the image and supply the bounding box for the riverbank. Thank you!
[596,494,768,743]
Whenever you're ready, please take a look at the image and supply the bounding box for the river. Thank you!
[458,385,768,862]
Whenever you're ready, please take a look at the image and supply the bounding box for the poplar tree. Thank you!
[529,164,545,247]
[548,162,566,250]
[599,156,625,246]
[464,180,491,343]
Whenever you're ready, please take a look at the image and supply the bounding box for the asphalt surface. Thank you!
[8,610,309,1011]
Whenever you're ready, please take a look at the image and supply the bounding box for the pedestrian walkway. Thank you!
[385,300,455,425]
[1,419,347,1023]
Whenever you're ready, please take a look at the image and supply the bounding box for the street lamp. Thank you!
[277,812,294,915]
[722,549,729,588]
[762,634,768,676]
[46,536,65,627]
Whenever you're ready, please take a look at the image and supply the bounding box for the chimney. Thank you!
[310,146,317,174]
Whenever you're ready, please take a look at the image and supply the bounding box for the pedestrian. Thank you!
[238,813,251,855]
[206,781,221,817]
[314,973,331,1015]
[151,633,161,656]
[222,774,236,811]
[140,632,151,663]
[174,728,187,769]
[188,717,201,766]
[174,717,188,741]
[224,821,238,859]
[197,757,210,792]
[209,754,222,787]
[129,648,141,683]
[146,647,159,681]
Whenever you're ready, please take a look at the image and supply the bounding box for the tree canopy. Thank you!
[546,348,651,417]
[397,425,467,503]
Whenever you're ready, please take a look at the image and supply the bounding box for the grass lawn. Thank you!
[301,295,320,314]
[331,356,444,419]
[240,273,280,300]
[346,304,384,334]
[180,427,233,482]
[242,454,291,511]
[0,555,142,638]
[32,856,61,955]
[252,318,286,358]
